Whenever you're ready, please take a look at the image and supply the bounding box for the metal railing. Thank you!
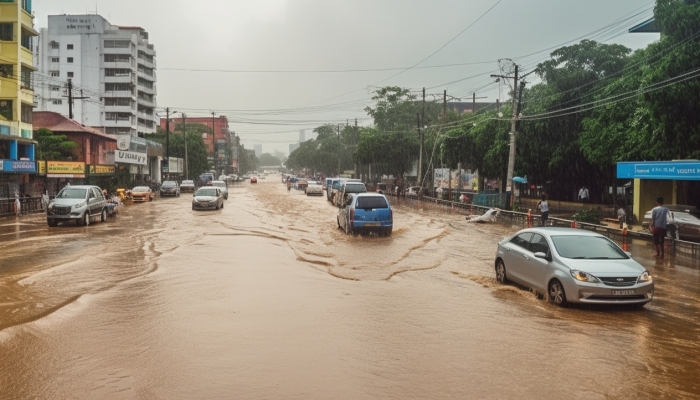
[0,197,45,218]
[403,195,700,259]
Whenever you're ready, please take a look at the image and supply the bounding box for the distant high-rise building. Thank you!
[35,14,158,137]
[299,130,305,143]
[254,144,262,158]
[289,143,299,154]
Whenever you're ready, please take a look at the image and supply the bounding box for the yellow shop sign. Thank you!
[47,161,85,174]
[88,165,115,175]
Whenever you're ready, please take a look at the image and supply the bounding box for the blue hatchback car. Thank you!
[337,193,393,236]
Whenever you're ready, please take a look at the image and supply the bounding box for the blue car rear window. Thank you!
[356,197,388,209]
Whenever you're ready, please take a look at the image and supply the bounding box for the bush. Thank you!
[573,207,601,224]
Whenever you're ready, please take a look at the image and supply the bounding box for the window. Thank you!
[105,68,131,77]
[21,31,31,49]
[104,54,130,63]
[105,112,133,121]
[528,234,550,255]
[21,0,31,14]
[52,100,62,105]
[67,72,74,78]
[21,103,32,123]
[0,23,13,41]
[0,64,13,78]
[50,86,60,92]
[67,44,73,50]
[50,57,59,63]
[510,233,533,250]
[105,82,133,92]
[137,78,153,89]
[0,100,12,121]
[104,40,130,48]
[356,196,389,209]
[49,71,59,77]
[50,41,59,50]
[20,67,31,89]
[67,57,74,63]
[105,97,132,106]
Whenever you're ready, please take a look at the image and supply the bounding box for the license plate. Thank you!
[365,222,379,226]
[612,290,635,295]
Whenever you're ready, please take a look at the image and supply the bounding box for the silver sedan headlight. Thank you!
[638,271,652,283]
[570,270,601,283]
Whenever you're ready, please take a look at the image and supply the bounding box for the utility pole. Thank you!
[337,124,341,177]
[354,118,358,180]
[472,92,486,114]
[165,107,171,178]
[505,65,518,206]
[211,111,216,173]
[418,87,425,185]
[182,113,188,180]
[443,89,447,125]
[64,79,88,120]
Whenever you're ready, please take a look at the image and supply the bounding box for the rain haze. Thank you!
[35,0,659,155]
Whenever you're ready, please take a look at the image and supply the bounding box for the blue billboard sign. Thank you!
[1,160,37,173]
[617,161,700,181]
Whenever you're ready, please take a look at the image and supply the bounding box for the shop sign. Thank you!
[617,161,700,181]
[38,160,47,175]
[88,164,115,175]
[115,150,147,165]
[1,160,36,173]
[47,161,85,174]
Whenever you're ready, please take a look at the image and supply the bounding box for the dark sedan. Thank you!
[160,180,181,197]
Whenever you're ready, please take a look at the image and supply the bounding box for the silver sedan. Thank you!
[494,227,654,307]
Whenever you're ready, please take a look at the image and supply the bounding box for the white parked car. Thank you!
[305,183,323,196]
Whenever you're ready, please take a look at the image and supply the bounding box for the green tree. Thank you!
[146,123,209,178]
[34,128,78,160]
[259,153,281,166]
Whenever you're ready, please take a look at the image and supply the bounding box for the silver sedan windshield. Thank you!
[551,236,628,259]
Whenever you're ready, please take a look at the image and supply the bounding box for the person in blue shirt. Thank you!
[650,196,670,258]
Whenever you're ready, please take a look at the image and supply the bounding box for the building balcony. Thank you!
[137,96,154,107]
[138,44,156,56]
[103,61,134,70]
[104,75,135,84]
[104,119,136,129]
[103,47,135,56]
[137,84,154,95]
[104,105,134,114]
[137,110,154,120]
[104,90,135,99]
[137,58,154,70]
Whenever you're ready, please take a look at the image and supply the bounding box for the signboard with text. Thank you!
[88,164,116,175]
[47,161,85,178]
[617,161,700,181]
[115,150,147,165]
[1,160,37,173]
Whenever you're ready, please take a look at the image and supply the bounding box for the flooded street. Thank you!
[1,176,699,399]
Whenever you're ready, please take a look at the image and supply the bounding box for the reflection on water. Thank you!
[0,177,699,398]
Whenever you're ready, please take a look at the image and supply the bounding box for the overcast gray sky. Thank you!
[35,0,659,155]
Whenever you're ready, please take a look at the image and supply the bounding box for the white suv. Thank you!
[47,185,107,227]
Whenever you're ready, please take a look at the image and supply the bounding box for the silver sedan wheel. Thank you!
[548,280,567,306]
[495,259,508,283]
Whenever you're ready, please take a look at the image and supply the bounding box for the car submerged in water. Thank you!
[192,187,224,211]
[46,185,107,227]
[494,227,653,307]
[337,193,393,236]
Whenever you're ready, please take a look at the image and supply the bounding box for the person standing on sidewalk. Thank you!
[536,194,549,227]
[650,196,670,258]
[617,206,627,229]
[578,186,589,203]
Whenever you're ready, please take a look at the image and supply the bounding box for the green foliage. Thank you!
[572,208,601,224]
[34,128,78,161]
[146,123,209,178]
[258,153,281,166]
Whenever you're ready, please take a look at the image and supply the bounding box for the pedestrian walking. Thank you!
[578,186,589,203]
[650,196,670,258]
[617,206,627,229]
[536,194,549,227]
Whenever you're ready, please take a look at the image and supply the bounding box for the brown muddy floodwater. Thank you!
[0,175,699,399]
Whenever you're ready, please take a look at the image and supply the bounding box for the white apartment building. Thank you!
[34,15,157,137]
